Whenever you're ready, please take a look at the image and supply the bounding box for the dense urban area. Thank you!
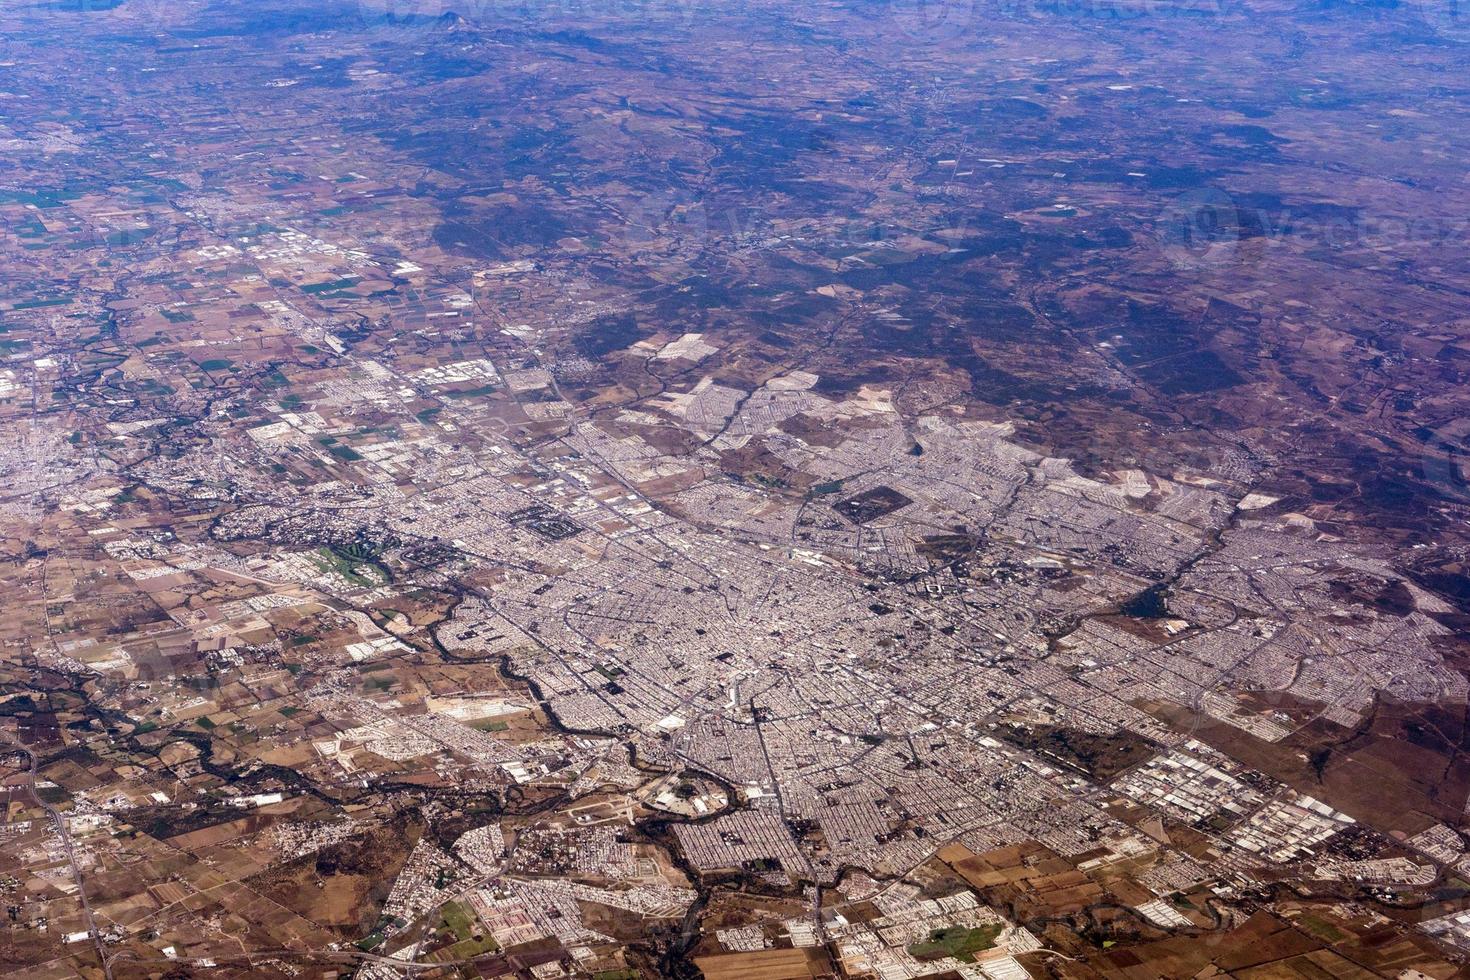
[4,0,1470,978]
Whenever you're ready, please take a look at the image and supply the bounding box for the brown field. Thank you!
[694,947,831,980]
[249,818,420,937]
[1077,907,1464,980]
[1142,695,1470,837]
[939,842,1105,916]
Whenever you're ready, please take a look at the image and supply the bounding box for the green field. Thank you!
[435,902,498,959]
[907,923,1003,963]
[443,383,497,399]
[301,276,361,294]
[311,546,384,587]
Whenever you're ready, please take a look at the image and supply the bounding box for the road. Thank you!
[2,739,112,980]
